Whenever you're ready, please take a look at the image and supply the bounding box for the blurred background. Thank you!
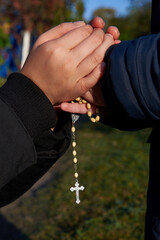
[0,0,152,239]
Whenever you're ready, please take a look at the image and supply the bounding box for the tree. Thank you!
[0,0,84,33]
[128,1,151,38]
[0,0,84,68]
[92,1,151,40]
[93,8,116,27]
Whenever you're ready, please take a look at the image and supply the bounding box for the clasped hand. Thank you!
[21,17,120,115]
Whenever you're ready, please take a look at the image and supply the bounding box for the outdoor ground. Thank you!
[0,119,150,240]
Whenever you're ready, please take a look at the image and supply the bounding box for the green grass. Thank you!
[1,121,151,240]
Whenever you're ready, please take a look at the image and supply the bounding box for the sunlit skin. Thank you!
[21,16,120,119]
[60,17,120,115]
[21,17,116,107]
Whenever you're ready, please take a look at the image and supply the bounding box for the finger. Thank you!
[54,24,93,49]
[115,40,121,44]
[61,102,88,114]
[89,16,105,29]
[78,34,113,77]
[34,21,86,48]
[106,26,120,40]
[82,88,106,106]
[77,62,106,96]
[61,102,96,114]
[72,28,104,65]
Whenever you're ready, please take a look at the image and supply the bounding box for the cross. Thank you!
[70,180,85,204]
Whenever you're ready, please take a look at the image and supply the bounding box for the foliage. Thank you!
[92,1,151,40]
[0,0,84,33]
[93,8,116,25]
[1,122,150,240]
[0,27,10,48]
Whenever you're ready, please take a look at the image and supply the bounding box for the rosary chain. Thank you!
[70,98,100,203]
[71,97,100,183]
[71,121,79,180]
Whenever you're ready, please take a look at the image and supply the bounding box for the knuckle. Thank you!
[60,57,73,76]
[92,28,104,45]
[58,23,66,32]
[40,42,50,54]
[92,53,102,65]
[80,80,87,93]
[105,33,114,42]
[81,25,93,38]
[34,34,45,47]
[40,42,59,58]
[91,72,98,82]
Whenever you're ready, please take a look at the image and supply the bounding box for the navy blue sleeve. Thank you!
[101,33,160,130]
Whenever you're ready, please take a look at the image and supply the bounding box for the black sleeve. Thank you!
[0,73,71,207]
[151,0,160,34]
[100,33,160,130]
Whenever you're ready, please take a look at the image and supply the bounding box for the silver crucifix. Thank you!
[71,113,80,123]
[70,180,85,204]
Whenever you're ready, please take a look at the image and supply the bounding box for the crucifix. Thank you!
[70,180,85,204]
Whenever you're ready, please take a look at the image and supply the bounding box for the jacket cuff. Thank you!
[0,72,56,139]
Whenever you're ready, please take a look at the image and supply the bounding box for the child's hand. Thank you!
[21,22,114,105]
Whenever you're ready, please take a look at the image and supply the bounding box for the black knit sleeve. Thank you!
[0,72,56,139]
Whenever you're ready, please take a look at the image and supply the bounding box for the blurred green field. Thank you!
[1,121,151,240]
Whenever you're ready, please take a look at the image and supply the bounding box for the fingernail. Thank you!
[100,62,106,72]
[73,21,85,26]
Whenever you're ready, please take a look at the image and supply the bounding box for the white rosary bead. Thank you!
[71,126,76,132]
[87,103,91,109]
[73,150,77,156]
[73,157,77,163]
[74,172,78,178]
[88,111,92,117]
[72,141,76,147]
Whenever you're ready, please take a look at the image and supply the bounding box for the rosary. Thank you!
[70,97,100,204]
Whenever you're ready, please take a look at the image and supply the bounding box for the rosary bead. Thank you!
[73,157,77,163]
[72,141,76,147]
[76,97,81,101]
[96,115,100,122]
[87,103,91,109]
[88,111,92,117]
[73,150,77,156]
[74,172,78,178]
[71,127,76,132]
[90,117,96,123]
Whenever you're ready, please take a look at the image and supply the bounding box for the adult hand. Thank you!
[81,24,120,106]
[90,16,120,42]
[61,21,120,114]
[21,22,114,105]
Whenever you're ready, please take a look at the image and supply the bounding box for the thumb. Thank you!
[34,21,85,48]
[77,62,106,95]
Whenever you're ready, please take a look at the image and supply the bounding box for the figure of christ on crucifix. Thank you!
[70,180,85,204]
